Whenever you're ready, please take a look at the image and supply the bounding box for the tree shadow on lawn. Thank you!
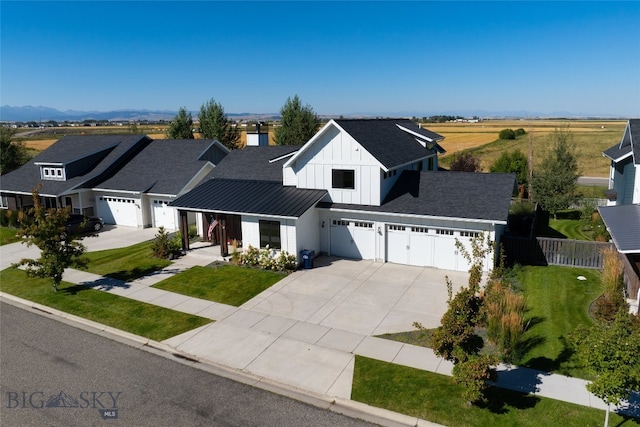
[105,266,165,282]
[477,384,541,414]
[521,336,575,374]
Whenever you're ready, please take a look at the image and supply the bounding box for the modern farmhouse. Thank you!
[171,118,516,272]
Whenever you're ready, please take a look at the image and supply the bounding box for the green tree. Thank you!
[449,152,482,172]
[1,126,30,174]
[166,107,194,139]
[530,128,579,219]
[498,128,516,140]
[12,189,90,292]
[198,98,240,150]
[427,234,498,404]
[489,149,529,186]
[274,95,320,146]
[570,311,640,427]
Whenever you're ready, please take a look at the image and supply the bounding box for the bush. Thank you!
[515,128,526,137]
[188,224,198,240]
[593,247,627,321]
[234,245,297,271]
[151,226,182,259]
[499,128,516,140]
[449,152,481,172]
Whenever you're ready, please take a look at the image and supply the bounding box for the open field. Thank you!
[432,119,626,177]
[15,120,626,177]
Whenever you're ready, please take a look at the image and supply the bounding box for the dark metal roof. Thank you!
[210,145,300,181]
[598,204,640,253]
[318,170,516,223]
[169,178,327,218]
[95,139,227,195]
[0,135,151,197]
[333,119,444,170]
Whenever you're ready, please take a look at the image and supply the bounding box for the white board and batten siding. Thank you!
[241,216,298,255]
[283,123,384,206]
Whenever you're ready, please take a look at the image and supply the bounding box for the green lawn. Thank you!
[0,226,21,246]
[378,265,601,379]
[514,266,600,378]
[0,268,210,341]
[84,241,171,281]
[352,356,638,427]
[152,265,284,306]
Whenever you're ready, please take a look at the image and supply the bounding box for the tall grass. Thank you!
[483,280,526,361]
[593,246,626,321]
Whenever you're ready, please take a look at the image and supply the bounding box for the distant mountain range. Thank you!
[0,105,280,122]
[0,105,628,122]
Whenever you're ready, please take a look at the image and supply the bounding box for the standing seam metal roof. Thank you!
[598,204,640,253]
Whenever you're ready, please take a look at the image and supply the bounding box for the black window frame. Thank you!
[332,169,355,189]
[259,220,281,249]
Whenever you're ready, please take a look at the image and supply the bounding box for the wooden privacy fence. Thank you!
[502,236,613,269]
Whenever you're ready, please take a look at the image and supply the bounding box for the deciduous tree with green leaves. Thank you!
[530,128,579,218]
[570,311,640,427]
[489,149,529,186]
[13,189,90,292]
[198,98,240,150]
[166,107,194,139]
[1,126,30,174]
[274,95,320,146]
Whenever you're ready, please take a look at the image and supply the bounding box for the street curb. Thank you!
[0,292,443,427]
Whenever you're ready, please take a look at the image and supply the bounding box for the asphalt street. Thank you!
[0,302,376,427]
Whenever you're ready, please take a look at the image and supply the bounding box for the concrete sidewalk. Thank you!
[3,236,638,419]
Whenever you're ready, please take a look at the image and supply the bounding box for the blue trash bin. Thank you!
[301,250,315,269]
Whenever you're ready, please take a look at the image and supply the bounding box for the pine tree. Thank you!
[274,95,320,146]
[198,98,240,150]
[166,107,194,139]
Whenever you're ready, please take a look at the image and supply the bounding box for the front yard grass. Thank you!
[352,356,638,427]
[152,265,284,306]
[0,226,21,246]
[0,268,210,341]
[378,265,601,379]
[84,241,171,281]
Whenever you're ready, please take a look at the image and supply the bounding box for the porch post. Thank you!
[179,210,189,251]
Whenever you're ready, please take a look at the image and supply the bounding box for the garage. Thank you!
[330,219,375,259]
[97,196,138,227]
[152,199,176,230]
[386,225,477,272]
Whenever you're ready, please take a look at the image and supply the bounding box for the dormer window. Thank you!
[40,166,65,181]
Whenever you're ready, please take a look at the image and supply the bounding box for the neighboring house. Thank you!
[598,204,640,314]
[600,119,640,312]
[603,119,640,206]
[171,118,516,272]
[0,135,228,230]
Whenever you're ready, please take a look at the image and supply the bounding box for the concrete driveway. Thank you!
[241,256,469,336]
[0,225,160,270]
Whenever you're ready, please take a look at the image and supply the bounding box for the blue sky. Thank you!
[2,1,639,117]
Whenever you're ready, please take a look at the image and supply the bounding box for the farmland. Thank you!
[14,119,626,177]
[431,119,626,177]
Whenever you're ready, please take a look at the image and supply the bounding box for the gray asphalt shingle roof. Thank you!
[210,145,300,181]
[0,135,151,197]
[333,119,444,170]
[599,204,640,253]
[318,170,516,223]
[96,139,226,195]
[169,178,327,218]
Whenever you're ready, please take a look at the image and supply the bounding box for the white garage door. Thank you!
[386,226,478,272]
[387,225,434,266]
[152,199,176,230]
[330,219,375,260]
[97,196,138,227]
